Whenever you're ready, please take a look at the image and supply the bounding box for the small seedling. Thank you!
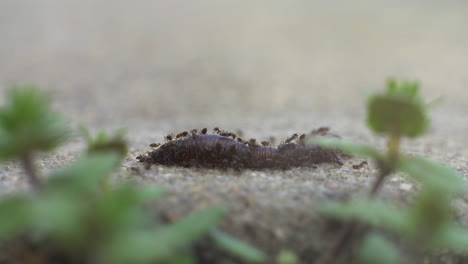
[313,79,468,263]
[367,79,429,138]
[0,85,69,189]
[80,125,128,158]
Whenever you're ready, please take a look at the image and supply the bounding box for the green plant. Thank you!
[0,85,265,264]
[80,125,128,158]
[276,250,300,264]
[312,79,468,263]
[0,85,69,189]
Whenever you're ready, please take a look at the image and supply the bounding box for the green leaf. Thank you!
[80,126,128,158]
[90,186,165,237]
[357,232,399,264]
[0,196,32,239]
[165,254,196,264]
[319,199,409,233]
[436,224,468,252]
[385,79,419,98]
[367,95,428,137]
[399,157,466,193]
[405,188,452,246]
[94,188,148,230]
[0,86,69,160]
[105,207,225,263]
[134,186,167,202]
[46,153,121,193]
[386,78,398,93]
[103,230,167,264]
[210,229,265,263]
[367,80,429,137]
[276,250,299,264]
[29,193,83,241]
[399,156,463,245]
[309,137,382,160]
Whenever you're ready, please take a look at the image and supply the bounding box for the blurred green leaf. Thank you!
[165,254,196,264]
[103,230,166,264]
[91,185,165,238]
[79,125,128,158]
[406,188,452,246]
[46,153,120,194]
[276,250,299,264]
[0,196,32,239]
[358,232,399,264]
[367,95,428,137]
[309,137,382,160]
[386,79,419,98]
[398,157,464,240]
[399,157,466,193]
[320,198,409,233]
[105,207,225,263]
[133,186,167,203]
[29,193,83,241]
[367,80,429,137]
[0,86,69,160]
[436,224,468,252]
[210,229,265,263]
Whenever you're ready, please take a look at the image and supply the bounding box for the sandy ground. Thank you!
[0,1,467,263]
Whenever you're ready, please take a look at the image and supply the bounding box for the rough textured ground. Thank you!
[0,1,467,263]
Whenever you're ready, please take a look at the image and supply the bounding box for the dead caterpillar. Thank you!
[136,127,345,169]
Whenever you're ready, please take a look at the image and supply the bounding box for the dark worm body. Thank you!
[137,127,345,169]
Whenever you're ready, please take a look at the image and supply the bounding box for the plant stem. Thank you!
[317,169,392,264]
[370,133,399,196]
[21,153,42,190]
[387,133,400,162]
[316,221,359,264]
[369,167,391,197]
[318,134,401,264]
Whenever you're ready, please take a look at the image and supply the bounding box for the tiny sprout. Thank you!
[367,79,429,138]
[79,125,127,158]
[0,85,69,189]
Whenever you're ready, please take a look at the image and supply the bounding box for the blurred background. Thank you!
[0,0,467,127]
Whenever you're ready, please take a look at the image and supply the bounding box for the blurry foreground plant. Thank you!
[313,79,467,263]
[0,86,265,264]
[0,86,69,189]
